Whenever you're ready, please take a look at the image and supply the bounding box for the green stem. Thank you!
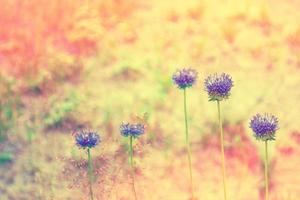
[183,89,194,199]
[217,100,227,200]
[87,148,94,200]
[129,136,138,200]
[264,140,269,200]
[27,127,34,167]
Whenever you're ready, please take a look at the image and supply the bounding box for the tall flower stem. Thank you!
[217,100,227,200]
[129,135,138,200]
[264,140,269,200]
[183,88,194,199]
[87,148,94,200]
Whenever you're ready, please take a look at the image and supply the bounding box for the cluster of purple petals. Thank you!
[172,68,198,89]
[120,123,145,138]
[75,130,100,149]
[250,114,279,141]
[204,73,233,101]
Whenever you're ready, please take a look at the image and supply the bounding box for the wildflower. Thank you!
[250,114,279,141]
[172,68,198,89]
[73,129,100,200]
[172,68,197,199]
[204,73,233,101]
[120,122,145,200]
[120,123,145,138]
[205,73,234,200]
[75,130,100,149]
[250,113,278,200]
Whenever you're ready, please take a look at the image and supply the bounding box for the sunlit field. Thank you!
[1,0,300,199]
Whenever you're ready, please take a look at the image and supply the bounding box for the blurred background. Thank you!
[0,0,300,199]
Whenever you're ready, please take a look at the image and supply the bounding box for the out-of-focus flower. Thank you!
[75,130,100,149]
[250,114,279,141]
[172,68,198,89]
[204,73,233,101]
[120,123,145,138]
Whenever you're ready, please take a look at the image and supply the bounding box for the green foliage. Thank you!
[0,75,19,141]
[0,152,13,165]
[44,91,80,127]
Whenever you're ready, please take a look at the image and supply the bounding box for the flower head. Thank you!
[204,73,233,101]
[75,130,100,149]
[172,68,198,89]
[120,123,145,138]
[250,114,279,141]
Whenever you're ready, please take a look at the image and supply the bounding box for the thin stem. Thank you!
[264,140,269,200]
[27,127,34,167]
[183,89,194,199]
[129,135,138,200]
[217,100,227,200]
[87,148,94,200]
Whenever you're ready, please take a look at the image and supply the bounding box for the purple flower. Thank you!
[250,114,279,141]
[172,68,198,89]
[120,123,145,138]
[204,73,233,101]
[75,130,100,149]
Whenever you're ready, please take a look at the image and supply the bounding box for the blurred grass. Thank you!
[1,0,300,199]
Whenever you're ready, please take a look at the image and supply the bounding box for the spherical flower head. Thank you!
[172,68,198,89]
[250,114,279,141]
[120,123,145,138]
[204,73,233,101]
[75,130,100,149]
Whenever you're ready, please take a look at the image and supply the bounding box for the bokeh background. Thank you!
[0,0,300,199]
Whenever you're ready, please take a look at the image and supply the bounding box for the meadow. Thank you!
[1,0,300,199]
